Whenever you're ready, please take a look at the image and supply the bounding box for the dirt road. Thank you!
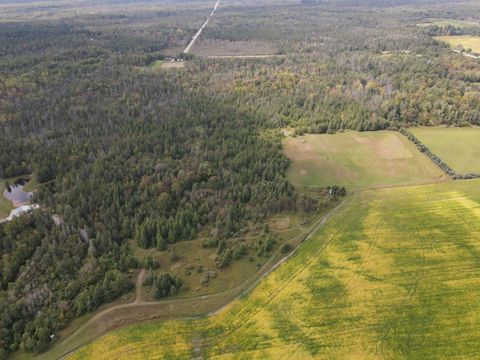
[135,269,145,303]
[42,200,345,360]
[184,0,220,53]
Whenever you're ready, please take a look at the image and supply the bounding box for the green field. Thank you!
[435,35,480,53]
[65,179,480,359]
[35,208,337,360]
[418,19,480,28]
[410,127,480,174]
[0,179,13,218]
[284,131,445,190]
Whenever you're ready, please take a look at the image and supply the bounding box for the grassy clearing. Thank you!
[22,175,42,192]
[159,61,186,69]
[418,19,480,28]
[38,207,336,359]
[66,179,480,359]
[148,60,164,70]
[132,239,261,299]
[284,130,445,190]
[130,212,308,300]
[0,179,13,218]
[137,60,186,74]
[410,127,480,174]
[192,39,277,57]
[435,35,480,53]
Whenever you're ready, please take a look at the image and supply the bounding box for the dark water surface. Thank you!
[3,178,32,206]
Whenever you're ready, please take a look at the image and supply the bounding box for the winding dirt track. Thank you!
[45,200,346,360]
[134,269,145,303]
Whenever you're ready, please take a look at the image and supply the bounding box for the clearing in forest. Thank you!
[191,39,278,57]
[0,176,40,218]
[145,60,186,71]
[283,130,445,190]
[37,209,332,360]
[410,127,480,174]
[0,180,13,218]
[418,19,480,28]
[435,35,480,53]
[66,179,480,359]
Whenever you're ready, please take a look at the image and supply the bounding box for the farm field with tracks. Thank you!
[410,127,480,174]
[283,131,445,190]
[67,179,480,359]
[6,0,480,358]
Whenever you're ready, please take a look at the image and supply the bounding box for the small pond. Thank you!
[3,178,33,207]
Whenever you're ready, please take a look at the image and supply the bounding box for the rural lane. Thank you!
[184,0,220,53]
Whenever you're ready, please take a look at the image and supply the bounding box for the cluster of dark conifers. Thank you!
[399,128,480,180]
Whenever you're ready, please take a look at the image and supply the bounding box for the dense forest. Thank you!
[1,0,480,357]
[0,44,299,358]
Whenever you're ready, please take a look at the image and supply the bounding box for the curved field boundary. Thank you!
[38,201,345,360]
[65,180,480,359]
[68,203,352,359]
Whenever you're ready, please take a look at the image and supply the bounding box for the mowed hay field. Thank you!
[68,179,480,359]
[435,35,480,53]
[410,127,480,174]
[283,131,445,190]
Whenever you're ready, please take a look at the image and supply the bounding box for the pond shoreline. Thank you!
[0,178,39,223]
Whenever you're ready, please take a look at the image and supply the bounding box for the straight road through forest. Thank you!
[184,0,220,53]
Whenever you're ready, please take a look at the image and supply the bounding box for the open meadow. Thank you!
[435,35,480,53]
[0,179,13,218]
[410,127,480,174]
[67,179,480,359]
[417,19,480,28]
[34,208,334,360]
[284,131,445,191]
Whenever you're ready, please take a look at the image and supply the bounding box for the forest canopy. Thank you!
[1,0,480,356]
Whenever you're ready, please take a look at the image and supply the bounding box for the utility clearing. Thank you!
[67,179,480,359]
